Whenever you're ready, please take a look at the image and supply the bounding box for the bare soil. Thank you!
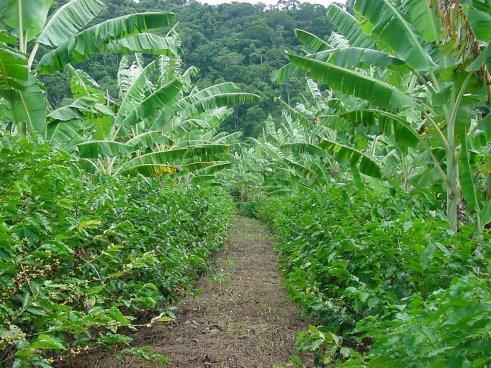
[65,216,305,368]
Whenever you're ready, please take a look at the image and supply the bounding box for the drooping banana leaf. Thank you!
[185,161,232,174]
[37,12,176,74]
[116,60,159,123]
[404,0,442,43]
[177,83,259,120]
[354,0,434,70]
[48,97,98,121]
[126,130,174,149]
[340,109,420,147]
[289,54,415,109]
[37,0,105,47]
[121,78,183,127]
[282,142,327,157]
[275,47,405,84]
[326,47,405,69]
[117,147,187,174]
[1,0,52,42]
[318,138,383,179]
[106,34,181,57]
[9,74,47,137]
[67,66,104,99]
[282,156,318,180]
[48,119,84,148]
[466,44,491,72]
[77,140,134,158]
[0,45,28,91]
[326,4,375,48]
[459,132,479,212]
[468,0,491,41]
[294,28,330,53]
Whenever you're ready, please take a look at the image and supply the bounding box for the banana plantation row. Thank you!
[0,0,489,367]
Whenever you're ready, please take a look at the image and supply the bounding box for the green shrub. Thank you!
[259,185,489,367]
[0,136,234,367]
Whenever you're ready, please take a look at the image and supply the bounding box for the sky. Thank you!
[196,0,343,5]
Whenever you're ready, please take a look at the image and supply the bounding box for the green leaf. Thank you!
[67,65,104,100]
[404,0,442,42]
[326,4,374,48]
[318,137,383,179]
[177,83,259,119]
[77,140,134,158]
[468,0,491,41]
[121,78,183,127]
[354,0,434,70]
[1,0,53,42]
[282,142,327,156]
[466,44,491,72]
[47,119,84,148]
[37,0,105,47]
[126,130,174,149]
[458,133,479,211]
[118,144,230,174]
[327,47,405,69]
[340,109,420,147]
[106,34,181,57]
[31,334,65,351]
[116,59,158,123]
[288,54,415,109]
[0,45,28,91]
[37,12,176,74]
[294,28,330,53]
[9,73,47,137]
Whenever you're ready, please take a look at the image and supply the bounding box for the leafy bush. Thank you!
[0,136,234,367]
[259,185,489,367]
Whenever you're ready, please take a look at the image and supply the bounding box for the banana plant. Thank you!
[277,0,491,231]
[47,54,259,180]
[229,77,388,198]
[0,0,180,138]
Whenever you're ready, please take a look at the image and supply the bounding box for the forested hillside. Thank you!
[43,0,333,136]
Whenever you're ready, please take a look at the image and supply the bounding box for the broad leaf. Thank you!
[0,45,28,91]
[326,4,374,48]
[404,0,441,43]
[126,130,174,149]
[289,54,415,109]
[458,133,479,211]
[1,0,52,42]
[116,60,159,123]
[37,12,176,74]
[318,137,383,179]
[294,28,330,53]
[106,34,181,57]
[9,74,47,137]
[340,109,420,147]
[77,140,134,158]
[468,0,491,41]
[37,0,105,47]
[354,0,433,70]
[121,78,183,127]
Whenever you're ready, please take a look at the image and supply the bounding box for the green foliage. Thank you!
[0,135,234,367]
[40,0,333,137]
[259,184,489,367]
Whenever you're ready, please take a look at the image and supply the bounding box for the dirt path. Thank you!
[68,216,305,368]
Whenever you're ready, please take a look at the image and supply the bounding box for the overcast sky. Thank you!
[196,0,343,5]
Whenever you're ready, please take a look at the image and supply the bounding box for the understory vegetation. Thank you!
[260,186,489,366]
[0,136,234,366]
[1,0,490,366]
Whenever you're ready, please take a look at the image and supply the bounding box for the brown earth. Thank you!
[64,216,305,368]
